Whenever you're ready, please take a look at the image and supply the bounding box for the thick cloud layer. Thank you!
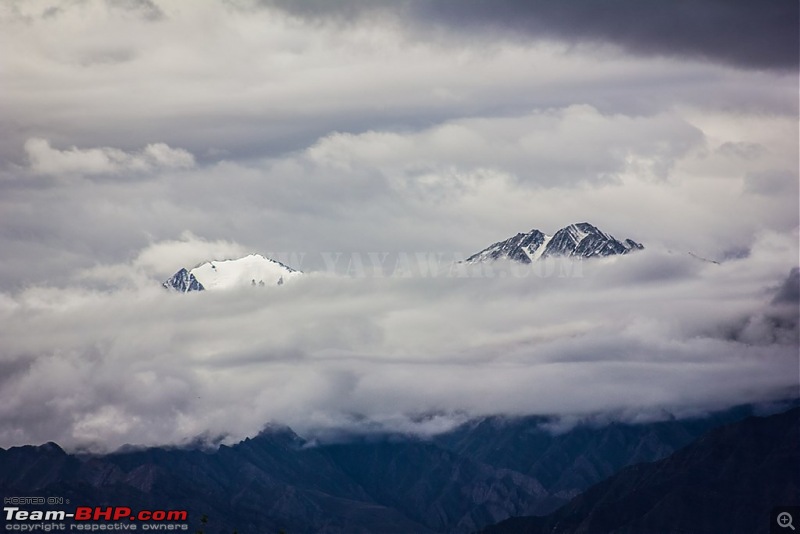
[0,231,797,451]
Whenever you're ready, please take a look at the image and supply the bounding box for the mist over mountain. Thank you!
[3,403,792,534]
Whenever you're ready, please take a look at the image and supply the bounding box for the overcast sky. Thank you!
[0,0,797,450]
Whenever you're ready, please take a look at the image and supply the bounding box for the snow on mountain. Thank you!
[163,254,300,292]
[466,222,643,264]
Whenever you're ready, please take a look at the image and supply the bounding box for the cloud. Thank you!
[260,0,800,71]
[0,104,796,291]
[106,0,164,22]
[1,0,795,169]
[743,169,800,197]
[0,231,796,451]
[24,138,195,176]
[773,267,799,305]
[77,231,250,288]
[306,105,703,186]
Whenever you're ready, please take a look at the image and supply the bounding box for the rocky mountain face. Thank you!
[1,405,783,534]
[162,267,205,292]
[466,222,643,264]
[480,408,800,534]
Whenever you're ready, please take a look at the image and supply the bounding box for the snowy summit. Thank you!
[163,254,301,292]
[466,222,643,264]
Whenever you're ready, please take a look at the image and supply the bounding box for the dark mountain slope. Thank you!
[435,405,756,508]
[324,439,547,534]
[480,408,800,534]
[1,405,793,533]
[0,428,429,534]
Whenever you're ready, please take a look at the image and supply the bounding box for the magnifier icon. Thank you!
[778,512,796,530]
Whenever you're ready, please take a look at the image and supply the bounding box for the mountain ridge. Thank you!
[466,222,643,264]
[1,404,791,534]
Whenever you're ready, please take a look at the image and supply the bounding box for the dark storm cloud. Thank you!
[262,0,799,70]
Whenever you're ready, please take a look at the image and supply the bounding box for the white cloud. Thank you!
[24,138,194,176]
[77,231,249,287]
[306,105,703,187]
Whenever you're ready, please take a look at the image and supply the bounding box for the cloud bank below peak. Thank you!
[0,230,796,451]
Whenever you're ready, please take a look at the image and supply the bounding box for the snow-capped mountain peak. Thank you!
[163,253,300,292]
[465,229,548,264]
[465,222,643,264]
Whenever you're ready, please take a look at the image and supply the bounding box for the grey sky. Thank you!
[0,0,797,449]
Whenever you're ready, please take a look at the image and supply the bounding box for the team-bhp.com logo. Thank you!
[5,506,189,531]
[74,508,187,522]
